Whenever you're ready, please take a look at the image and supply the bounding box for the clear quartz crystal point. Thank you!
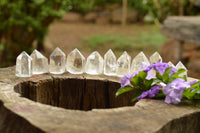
[85,51,103,75]
[116,51,131,77]
[49,47,66,74]
[104,49,117,76]
[16,51,32,77]
[30,50,48,74]
[176,61,187,77]
[131,52,150,73]
[66,48,85,74]
[150,51,162,64]
[168,61,176,68]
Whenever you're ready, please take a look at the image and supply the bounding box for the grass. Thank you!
[81,30,166,52]
[77,24,166,58]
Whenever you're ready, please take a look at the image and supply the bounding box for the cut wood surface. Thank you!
[161,16,200,46]
[0,67,200,133]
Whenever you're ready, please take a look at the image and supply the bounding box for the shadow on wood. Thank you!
[14,78,134,111]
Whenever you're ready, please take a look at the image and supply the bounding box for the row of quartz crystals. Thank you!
[16,47,187,77]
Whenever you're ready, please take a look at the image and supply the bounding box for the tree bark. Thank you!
[122,0,127,26]
[0,67,200,133]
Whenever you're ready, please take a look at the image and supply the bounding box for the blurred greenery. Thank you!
[0,0,199,67]
[81,27,166,52]
[71,0,199,21]
[129,0,199,22]
[70,0,121,14]
[0,0,70,66]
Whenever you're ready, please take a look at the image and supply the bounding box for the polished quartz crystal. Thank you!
[150,52,162,64]
[168,61,176,68]
[85,51,103,75]
[116,51,131,77]
[49,47,66,74]
[30,50,48,74]
[176,61,187,77]
[131,52,150,73]
[16,51,32,77]
[104,49,117,76]
[66,48,85,74]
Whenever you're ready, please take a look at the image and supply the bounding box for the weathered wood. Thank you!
[161,16,200,46]
[0,67,200,133]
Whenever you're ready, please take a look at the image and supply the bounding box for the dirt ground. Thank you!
[46,21,162,59]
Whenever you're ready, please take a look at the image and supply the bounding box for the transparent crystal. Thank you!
[104,49,117,76]
[85,51,103,75]
[176,61,187,77]
[16,51,32,77]
[30,50,48,74]
[150,51,162,64]
[168,61,176,68]
[49,47,66,74]
[116,51,131,77]
[131,52,150,73]
[66,48,85,74]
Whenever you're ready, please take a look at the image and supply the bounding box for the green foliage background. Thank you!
[0,0,199,66]
[70,0,121,14]
[71,0,199,21]
[0,0,70,66]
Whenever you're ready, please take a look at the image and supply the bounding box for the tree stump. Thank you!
[0,67,200,133]
[161,16,200,46]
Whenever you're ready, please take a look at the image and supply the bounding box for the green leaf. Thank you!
[162,67,172,83]
[153,92,165,99]
[138,71,147,79]
[190,82,200,90]
[130,71,147,86]
[183,88,197,100]
[156,71,163,80]
[131,90,143,102]
[183,75,187,81]
[131,76,139,86]
[196,89,200,94]
[151,79,162,86]
[171,68,186,78]
[138,71,147,86]
[131,71,148,89]
[168,68,187,82]
[115,87,135,97]
[144,79,153,89]
[165,67,172,75]
[183,91,195,99]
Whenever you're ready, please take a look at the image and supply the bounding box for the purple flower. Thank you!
[154,63,170,75]
[163,78,190,104]
[137,85,162,100]
[137,91,148,100]
[190,80,197,86]
[120,74,132,88]
[120,62,177,88]
[189,80,199,91]
[120,72,138,88]
[120,63,148,88]
[144,62,177,76]
[138,62,154,80]
[148,85,162,97]
[139,62,150,71]
[146,70,154,80]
